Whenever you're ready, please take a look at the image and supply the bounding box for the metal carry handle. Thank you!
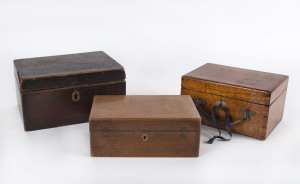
[193,99,255,144]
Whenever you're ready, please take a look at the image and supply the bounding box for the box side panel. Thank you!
[270,78,289,104]
[22,81,125,131]
[266,90,287,138]
[182,76,271,105]
[15,78,24,123]
[181,88,269,140]
[90,130,200,157]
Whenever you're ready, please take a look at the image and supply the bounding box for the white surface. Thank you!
[1,0,300,183]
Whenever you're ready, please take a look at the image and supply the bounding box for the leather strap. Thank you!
[193,99,250,144]
[208,103,231,144]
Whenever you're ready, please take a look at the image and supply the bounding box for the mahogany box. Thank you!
[14,51,126,131]
[181,63,288,140]
[89,95,201,157]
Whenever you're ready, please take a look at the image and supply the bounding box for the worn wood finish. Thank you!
[181,63,288,140]
[89,95,201,157]
[14,51,125,91]
[21,81,125,131]
[14,51,126,131]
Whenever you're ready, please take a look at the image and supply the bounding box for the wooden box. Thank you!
[89,95,201,157]
[181,63,288,140]
[14,51,126,131]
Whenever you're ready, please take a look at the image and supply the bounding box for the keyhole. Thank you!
[141,134,149,141]
[72,91,80,102]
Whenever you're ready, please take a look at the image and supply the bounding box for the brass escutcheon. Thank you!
[240,109,256,117]
[72,91,80,102]
[141,134,149,141]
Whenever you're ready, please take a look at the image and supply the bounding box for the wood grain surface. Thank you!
[181,63,288,140]
[89,95,201,157]
[90,131,200,157]
[20,81,125,131]
[266,90,287,137]
[14,51,126,131]
[182,63,288,105]
[90,95,201,121]
[181,88,269,140]
[14,51,125,91]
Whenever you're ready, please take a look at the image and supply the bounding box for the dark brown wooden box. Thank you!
[89,95,201,157]
[14,51,126,131]
[181,63,288,140]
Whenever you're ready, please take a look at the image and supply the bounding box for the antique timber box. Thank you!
[14,51,126,131]
[181,63,288,140]
[89,95,201,157]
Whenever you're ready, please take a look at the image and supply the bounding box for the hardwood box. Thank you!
[14,51,126,131]
[181,63,288,140]
[89,95,201,157]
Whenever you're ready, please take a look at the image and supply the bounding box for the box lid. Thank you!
[182,63,289,105]
[14,51,125,92]
[89,95,201,131]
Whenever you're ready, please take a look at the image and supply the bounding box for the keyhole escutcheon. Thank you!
[72,91,80,102]
[141,134,149,141]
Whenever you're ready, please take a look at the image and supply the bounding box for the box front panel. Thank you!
[21,81,125,131]
[181,88,269,140]
[90,130,200,157]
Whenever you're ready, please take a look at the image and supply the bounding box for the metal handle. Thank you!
[193,99,254,126]
[194,98,255,144]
